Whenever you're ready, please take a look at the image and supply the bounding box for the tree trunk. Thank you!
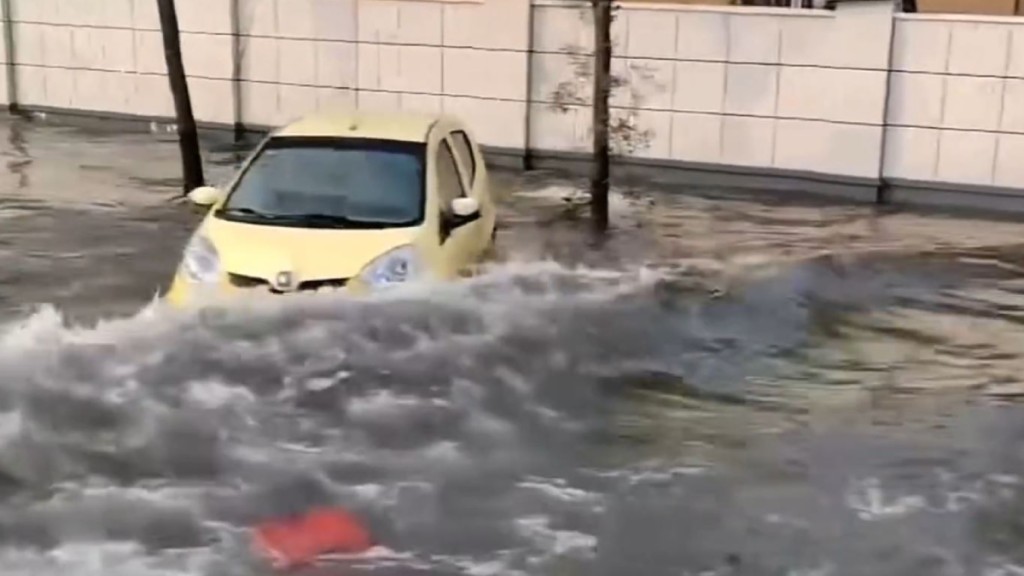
[157,0,205,194]
[589,0,613,234]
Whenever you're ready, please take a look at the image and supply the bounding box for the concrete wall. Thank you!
[4,0,1024,201]
[235,0,530,150]
[5,0,530,149]
[886,12,1024,192]
[10,0,203,119]
[531,0,892,180]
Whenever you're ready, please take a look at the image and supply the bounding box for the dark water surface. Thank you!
[2,117,1024,576]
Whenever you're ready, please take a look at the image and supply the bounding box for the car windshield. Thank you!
[217,137,426,228]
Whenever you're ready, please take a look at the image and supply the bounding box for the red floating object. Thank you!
[252,506,374,570]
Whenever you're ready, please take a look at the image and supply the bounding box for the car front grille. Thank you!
[227,273,268,289]
[298,278,349,291]
[227,273,349,293]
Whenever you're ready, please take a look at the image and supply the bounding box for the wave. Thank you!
[0,260,682,576]
[0,255,1021,575]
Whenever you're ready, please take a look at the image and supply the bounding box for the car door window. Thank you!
[449,131,476,187]
[436,141,466,214]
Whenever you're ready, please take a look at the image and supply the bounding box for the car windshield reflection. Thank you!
[216,137,426,229]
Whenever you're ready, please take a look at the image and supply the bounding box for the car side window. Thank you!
[449,131,476,186]
[436,140,466,213]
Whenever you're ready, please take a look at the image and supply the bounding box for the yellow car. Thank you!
[165,109,497,307]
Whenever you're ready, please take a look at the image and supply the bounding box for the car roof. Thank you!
[273,109,452,142]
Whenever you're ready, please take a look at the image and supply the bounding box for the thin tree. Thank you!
[590,0,613,234]
[157,0,205,194]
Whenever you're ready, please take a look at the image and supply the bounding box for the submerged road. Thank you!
[1,117,1024,575]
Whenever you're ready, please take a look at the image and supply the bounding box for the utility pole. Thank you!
[590,0,613,234]
[157,0,205,194]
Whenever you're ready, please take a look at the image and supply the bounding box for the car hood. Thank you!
[202,216,420,282]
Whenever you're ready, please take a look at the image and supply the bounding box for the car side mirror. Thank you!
[440,197,481,241]
[186,185,222,207]
[451,197,480,218]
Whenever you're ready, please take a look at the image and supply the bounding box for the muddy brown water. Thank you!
[1,117,1024,576]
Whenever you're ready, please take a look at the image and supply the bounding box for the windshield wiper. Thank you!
[218,207,281,220]
[275,213,374,228]
[284,213,353,223]
[219,209,386,228]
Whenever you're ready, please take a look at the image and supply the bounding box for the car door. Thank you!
[444,128,489,262]
[433,130,478,279]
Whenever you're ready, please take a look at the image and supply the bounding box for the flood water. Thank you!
[3,117,1024,576]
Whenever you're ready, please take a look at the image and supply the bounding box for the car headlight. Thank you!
[359,245,422,288]
[180,233,221,284]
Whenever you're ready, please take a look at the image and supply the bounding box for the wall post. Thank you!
[1,0,17,112]
[876,10,897,205]
[523,0,536,170]
[230,0,244,141]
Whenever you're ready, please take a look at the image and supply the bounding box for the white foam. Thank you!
[514,515,597,558]
[462,559,517,576]
[517,476,604,507]
[440,554,528,576]
[511,183,647,219]
[323,544,412,561]
[304,376,341,391]
[346,390,449,422]
[275,442,323,454]
[844,477,928,521]
[0,410,24,445]
[419,440,465,466]
[0,541,215,576]
[185,379,256,410]
[982,559,1024,576]
[342,482,389,501]
[587,464,709,485]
